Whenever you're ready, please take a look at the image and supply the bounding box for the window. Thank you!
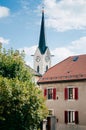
[48,88,52,99]
[65,110,79,124]
[48,109,54,116]
[73,56,79,62]
[46,65,48,72]
[68,111,75,123]
[64,87,78,100]
[69,88,74,99]
[37,66,39,73]
[44,88,56,100]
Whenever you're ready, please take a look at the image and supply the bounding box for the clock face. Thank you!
[36,56,41,62]
[45,56,50,62]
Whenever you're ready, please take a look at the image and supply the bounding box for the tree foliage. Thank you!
[0,46,48,130]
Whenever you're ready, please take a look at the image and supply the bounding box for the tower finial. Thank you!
[42,6,44,13]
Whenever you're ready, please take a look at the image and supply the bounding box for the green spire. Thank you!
[38,8,47,54]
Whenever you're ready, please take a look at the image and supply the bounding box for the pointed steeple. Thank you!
[38,7,47,54]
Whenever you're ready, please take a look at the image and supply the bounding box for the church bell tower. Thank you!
[34,8,51,75]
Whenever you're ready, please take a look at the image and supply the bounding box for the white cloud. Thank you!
[69,36,86,53]
[44,0,86,31]
[19,36,86,67]
[19,45,37,67]
[19,45,37,55]
[51,36,86,65]
[51,47,74,65]
[0,6,10,18]
[19,0,30,14]
[0,37,10,44]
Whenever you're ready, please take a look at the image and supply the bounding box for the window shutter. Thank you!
[53,88,56,100]
[75,88,78,100]
[64,111,68,124]
[44,89,47,97]
[64,88,68,100]
[75,111,79,124]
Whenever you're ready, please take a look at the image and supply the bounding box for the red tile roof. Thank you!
[38,54,86,84]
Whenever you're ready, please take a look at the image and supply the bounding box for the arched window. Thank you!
[37,66,40,73]
[46,65,48,71]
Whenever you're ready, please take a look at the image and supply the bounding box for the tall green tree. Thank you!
[0,46,48,130]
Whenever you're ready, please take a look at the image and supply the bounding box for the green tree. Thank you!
[0,46,48,130]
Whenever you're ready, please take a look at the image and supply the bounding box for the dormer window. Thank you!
[73,56,79,62]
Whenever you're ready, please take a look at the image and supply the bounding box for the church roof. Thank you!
[38,54,86,84]
[26,65,41,77]
[38,8,47,54]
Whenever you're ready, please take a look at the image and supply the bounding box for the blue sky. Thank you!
[0,0,86,68]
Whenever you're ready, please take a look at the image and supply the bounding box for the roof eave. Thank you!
[37,78,86,85]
